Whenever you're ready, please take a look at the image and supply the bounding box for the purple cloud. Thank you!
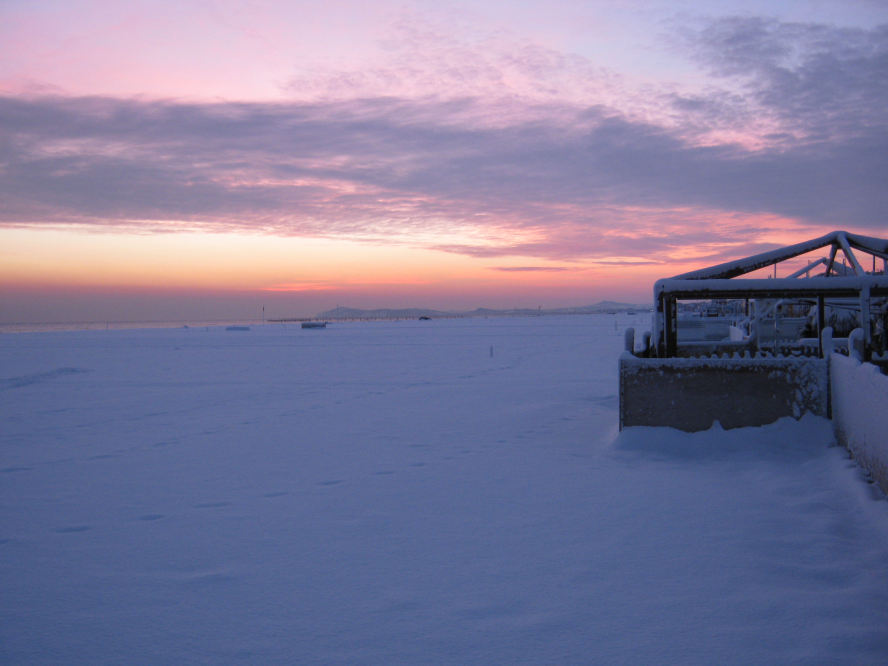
[1,18,885,263]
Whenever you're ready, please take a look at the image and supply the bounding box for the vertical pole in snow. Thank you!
[263,305,265,325]
[817,294,825,358]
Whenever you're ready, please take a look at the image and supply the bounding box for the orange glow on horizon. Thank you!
[1,213,872,325]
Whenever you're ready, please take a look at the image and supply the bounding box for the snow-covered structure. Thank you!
[652,230,888,360]
[620,231,888,490]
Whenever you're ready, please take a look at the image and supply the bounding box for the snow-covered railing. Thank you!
[831,352,888,493]
[625,327,821,359]
[652,275,888,359]
[620,324,886,449]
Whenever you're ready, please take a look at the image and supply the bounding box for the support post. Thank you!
[663,297,677,358]
[838,232,865,276]
[825,244,839,276]
[817,294,826,358]
[656,293,666,357]
[774,302,780,354]
[860,285,871,361]
[883,308,888,355]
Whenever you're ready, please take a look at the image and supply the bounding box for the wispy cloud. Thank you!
[284,14,625,110]
[489,266,576,272]
[1,17,885,265]
[260,282,339,292]
[678,17,888,142]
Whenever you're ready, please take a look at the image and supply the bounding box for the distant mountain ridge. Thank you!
[315,301,648,319]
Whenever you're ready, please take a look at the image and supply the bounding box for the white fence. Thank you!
[831,353,888,493]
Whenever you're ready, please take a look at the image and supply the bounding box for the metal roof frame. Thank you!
[651,231,888,359]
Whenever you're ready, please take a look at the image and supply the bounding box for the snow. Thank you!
[831,353,888,491]
[656,275,888,297]
[2,316,888,665]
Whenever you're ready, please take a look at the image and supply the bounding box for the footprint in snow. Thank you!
[4,367,87,390]
[591,394,618,410]
[262,491,290,498]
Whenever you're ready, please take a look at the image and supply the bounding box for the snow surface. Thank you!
[2,316,888,665]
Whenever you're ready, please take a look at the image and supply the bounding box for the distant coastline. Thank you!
[0,319,266,334]
[303,301,650,321]
[2,302,652,334]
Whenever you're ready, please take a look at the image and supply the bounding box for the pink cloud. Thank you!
[0,15,885,294]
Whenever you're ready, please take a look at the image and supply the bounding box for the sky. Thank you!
[1,0,887,322]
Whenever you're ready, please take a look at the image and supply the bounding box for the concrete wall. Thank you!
[830,354,888,494]
[620,355,829,432]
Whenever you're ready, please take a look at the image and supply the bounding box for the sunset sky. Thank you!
[2,0,887,322]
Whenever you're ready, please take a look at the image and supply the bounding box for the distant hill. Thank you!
[315,301,650,319]
[317,307,450,319]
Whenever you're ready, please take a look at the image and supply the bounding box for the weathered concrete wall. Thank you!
[620,355,828,432]
[831,354,888,494]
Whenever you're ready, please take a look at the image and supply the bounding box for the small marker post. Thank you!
[490,345,493,357]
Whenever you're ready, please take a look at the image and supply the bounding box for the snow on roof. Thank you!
[656,275,888,298]
[671,231,888,281]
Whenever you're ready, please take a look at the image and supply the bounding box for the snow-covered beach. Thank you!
[2,315,888,665]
